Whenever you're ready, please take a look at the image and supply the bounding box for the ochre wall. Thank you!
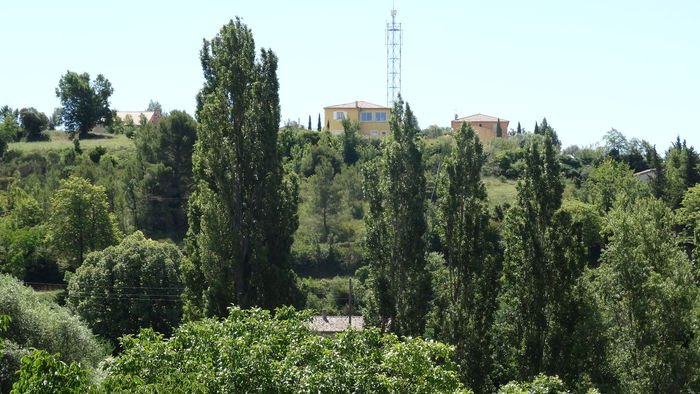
[451,120,510,142]
[325,108,390,136]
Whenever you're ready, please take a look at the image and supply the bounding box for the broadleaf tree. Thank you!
[55,71,113,137]
[45,176,120,270]
[182,18,302,319]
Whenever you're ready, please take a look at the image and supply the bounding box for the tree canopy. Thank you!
[46,176,120,270]
[55,71,113,137]
[66,231,183,345]
[182,18,302,319]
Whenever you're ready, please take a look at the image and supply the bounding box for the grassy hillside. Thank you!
[8,131,134,154]
[483,176,518,207]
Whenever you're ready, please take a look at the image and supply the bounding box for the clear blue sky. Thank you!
[1,0,698,151]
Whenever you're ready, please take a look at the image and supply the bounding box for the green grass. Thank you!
[484,176,518,207]
[8,131,134,154]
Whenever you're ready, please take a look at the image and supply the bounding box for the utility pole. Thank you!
[348,278,353,326]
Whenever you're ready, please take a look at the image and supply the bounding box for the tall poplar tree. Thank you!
[494,129,611,389]
[435,122,499,391]
[363,99,430,336]
[497,129,562,378]
[182,19,301,319]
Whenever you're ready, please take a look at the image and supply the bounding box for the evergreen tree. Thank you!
[642,141,667,199]
[433,122,499,392]
[363,99,430,336]
[496,119,503,138]
[516,122,522,135]
[133,111,197,241]
[317,113,321,131]
[304,157,341,242]
[182,19,302,319]
[665,138,700,208]
[341,118,359,165]
[533,122,540,135]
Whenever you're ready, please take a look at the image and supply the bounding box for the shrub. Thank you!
[66,231,183,344]
[101,307,466,393]
[0,274,108,390]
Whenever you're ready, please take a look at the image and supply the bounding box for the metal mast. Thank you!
[386,8,402,107]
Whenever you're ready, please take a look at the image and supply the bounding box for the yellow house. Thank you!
[324,101,391,137]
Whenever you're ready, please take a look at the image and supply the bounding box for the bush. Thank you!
[10,349,93,393]
[88,145,107,163]
[66,231,183,345]
[0,274,108,390]
[101,307,465,393]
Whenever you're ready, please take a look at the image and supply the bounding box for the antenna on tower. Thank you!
[386,6,402,107]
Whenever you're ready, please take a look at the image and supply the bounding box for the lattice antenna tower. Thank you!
[386,7,402,107]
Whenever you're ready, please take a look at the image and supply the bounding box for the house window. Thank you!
[478,123,483,127]
[381,131,387,136]
[360,112,372,122]
[370,131,378,136]
[375,112,387,122]
[333,111,347,120]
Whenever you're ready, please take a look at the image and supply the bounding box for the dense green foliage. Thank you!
[128,110,196,240]
[11,350,93,393]
[66,231,183,345]
[0,184,58,282]
[18,107,49,140]
[46,176,120,270]
[99,307,465,393]
[593,196,700,392]
[55,71,113,137]
[363,99,431,336]
[182,19,302,318]
[0,274,108,390]
[428,122,499,392]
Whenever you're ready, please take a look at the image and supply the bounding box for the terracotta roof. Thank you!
[116,111,156,124]
[308,316,364,333]
[455,113,508,123]
[324,101,389,110]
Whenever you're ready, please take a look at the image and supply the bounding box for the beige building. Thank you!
[115,110,161,126]
[451,113,509,142]
[324,101,390,137]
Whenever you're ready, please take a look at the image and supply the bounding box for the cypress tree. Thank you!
[517,122,522,135]
[341,119,359,165]
[182,19,301,319]
[533,121,540,135]
[496,119,503,138]
[308,115,312,130]
[317,113,321,131]
[363,98,430,337]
